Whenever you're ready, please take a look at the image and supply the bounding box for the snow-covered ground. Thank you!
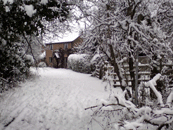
[0,68,110,130]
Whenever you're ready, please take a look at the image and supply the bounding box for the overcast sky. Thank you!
[43,1,92,44]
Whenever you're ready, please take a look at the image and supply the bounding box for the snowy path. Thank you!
[0,68,109,130]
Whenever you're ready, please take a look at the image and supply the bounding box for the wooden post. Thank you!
[135,47,139,106]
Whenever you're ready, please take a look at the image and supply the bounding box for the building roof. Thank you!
[45,41,72,45]
[44,32,80,45]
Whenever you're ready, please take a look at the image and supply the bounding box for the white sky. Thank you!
[43,1,91,44]
[43,17,86,44]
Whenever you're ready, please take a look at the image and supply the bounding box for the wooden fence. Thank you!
[103,62,173,88]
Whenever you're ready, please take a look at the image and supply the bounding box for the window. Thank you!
[64,43,68,49]
[49,57,53,63]
[50,44,53,50]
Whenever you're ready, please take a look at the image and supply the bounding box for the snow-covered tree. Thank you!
[0,0,70,90]
[79,0,173,91]
[86,73,173,130]
[77,0,173,129]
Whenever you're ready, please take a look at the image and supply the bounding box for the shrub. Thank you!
[67,54,91,73]
[0,42,34,92]
[38,62,47,67]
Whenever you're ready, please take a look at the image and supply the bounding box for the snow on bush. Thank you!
[90,54,102,64]
[3,0,14,5]
[90,54,100,73]
[38,62,47,67]
[90,54,104,70]
[86,71,173,130]
[40,0,48,5]
[24,4,37,17]
[25,54,34,65]
[0,42,35,92]
[67,54,91,73]
[38,51,46,60]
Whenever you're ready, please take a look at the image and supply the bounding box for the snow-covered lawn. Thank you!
[0,68,110,130]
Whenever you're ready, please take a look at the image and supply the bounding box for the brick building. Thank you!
[44,36,82,68]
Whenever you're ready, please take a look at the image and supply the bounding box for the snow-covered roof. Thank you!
[44,32,80,45]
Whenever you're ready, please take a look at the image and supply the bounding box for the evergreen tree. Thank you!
[0,0,70,88]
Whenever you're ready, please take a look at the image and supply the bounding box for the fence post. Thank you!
[135,48,139,106]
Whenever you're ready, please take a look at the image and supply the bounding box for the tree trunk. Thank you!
[129,53,135,91]
[109,44,125,90]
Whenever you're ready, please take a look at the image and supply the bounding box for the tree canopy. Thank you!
[0,0,70,86]
[78,0,173,90]
[0,0,69,41]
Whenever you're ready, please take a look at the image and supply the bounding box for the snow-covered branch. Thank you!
[166,90,173,107]
[145,74,163,105]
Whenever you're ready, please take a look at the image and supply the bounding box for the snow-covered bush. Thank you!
[67,54,91,73]
[90,54,107,79]
[90,54,101,71]
[0,42,34,92]
[38,62,47,67]
[86,74,173,130]
[90,54,106,71]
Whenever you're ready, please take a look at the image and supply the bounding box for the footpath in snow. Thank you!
[0,68,110,130]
